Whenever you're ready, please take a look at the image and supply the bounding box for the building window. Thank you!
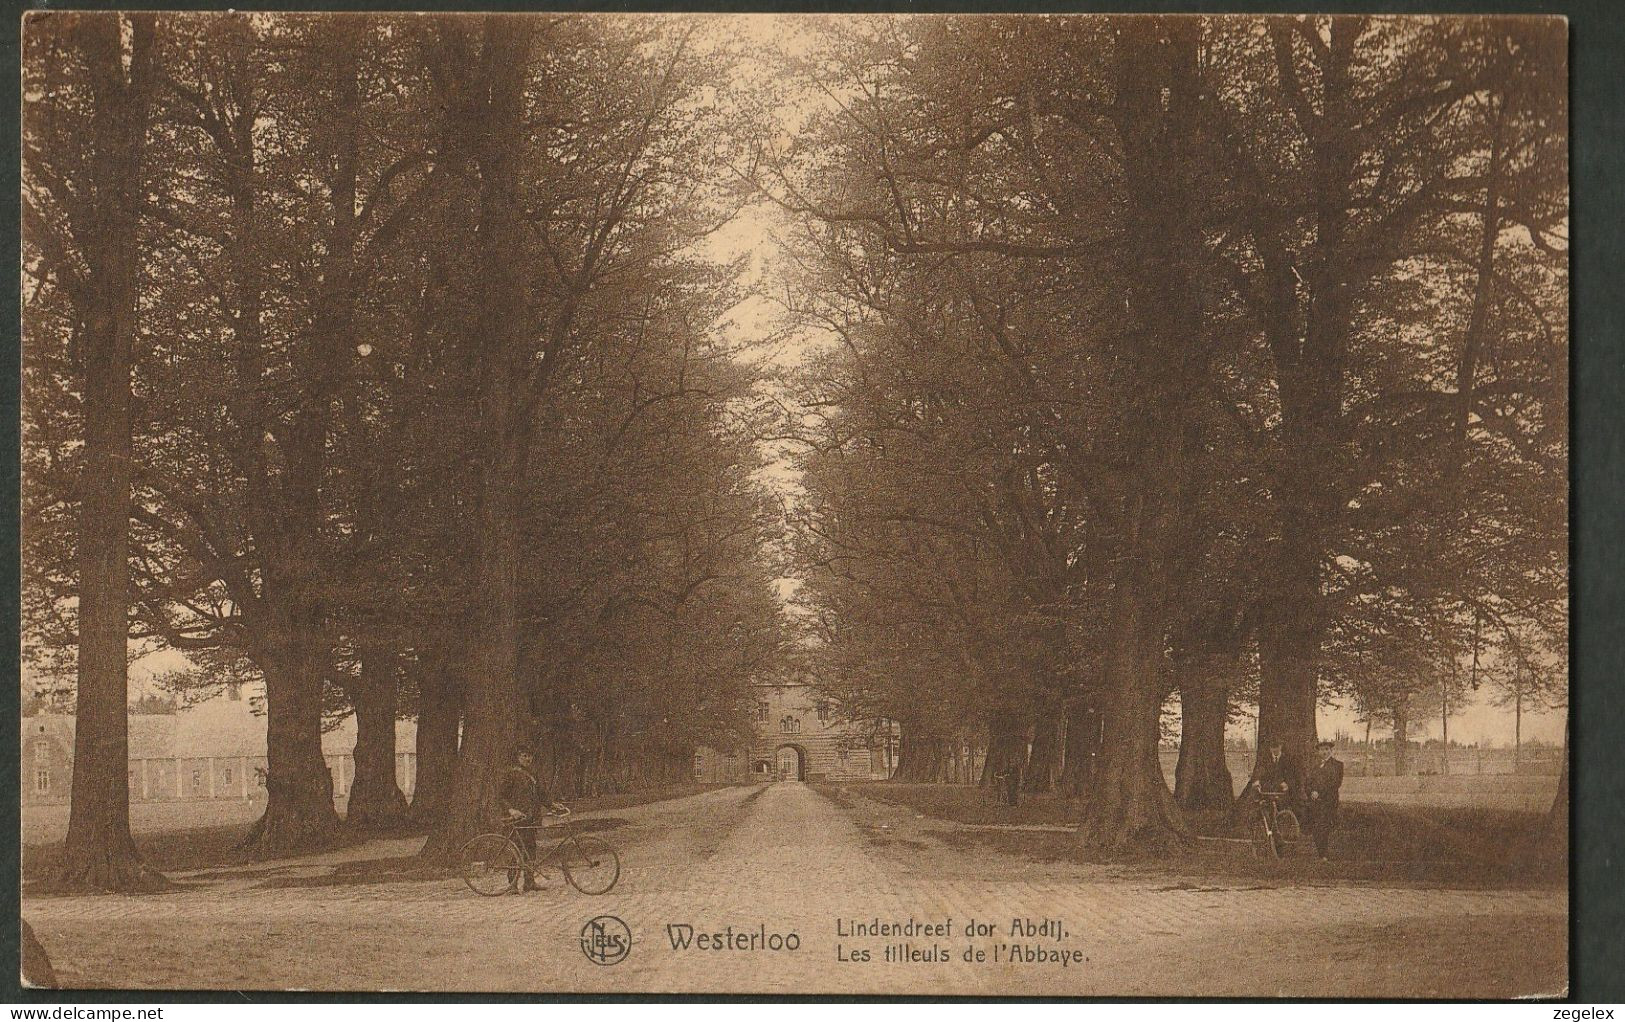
[33,742,49,764]
[35,768,50,793]
[222,768,232,786]
[780,716,800,734]
[755,702,769,723]
[838,748,849,763]
[192,769,202,789]
[816,701,832,724]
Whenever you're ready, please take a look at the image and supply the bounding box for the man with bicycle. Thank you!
[1243,738,1304,814]
[500,746,568,893]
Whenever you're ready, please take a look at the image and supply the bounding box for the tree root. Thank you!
[238,798,343,860]
[52,845,170,895]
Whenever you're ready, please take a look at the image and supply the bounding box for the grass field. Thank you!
[23,796,269,847]
[836,779,1565,886]
[1331,777,1558,811]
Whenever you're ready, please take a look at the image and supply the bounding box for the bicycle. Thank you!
[459,807,621,896]
[1249,789,1301,859]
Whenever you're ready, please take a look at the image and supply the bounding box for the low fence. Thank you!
[1156,746,1563,785]
[1154,747,1562,812]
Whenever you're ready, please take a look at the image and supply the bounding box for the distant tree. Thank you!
[128,693,178,716]
[1489,656,1566,770]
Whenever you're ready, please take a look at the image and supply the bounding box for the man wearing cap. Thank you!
[1304,739,1345,860]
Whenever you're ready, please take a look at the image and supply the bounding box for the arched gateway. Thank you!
[774,744,807,781]
[691,677,898,783]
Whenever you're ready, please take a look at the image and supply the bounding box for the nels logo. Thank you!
[580,915,631,966]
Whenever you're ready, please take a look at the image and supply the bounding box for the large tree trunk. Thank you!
[1255,564,1323,772]
[420,21,536,862]
[240,351,346,858]
[56,13,162,893]
[421,446,526,859]
[1546,741,1568,833]
[1173,678,1234,810]
[1072,16,1207,854]
[1249,21,1365,772]
[1538,720,1568,852]
[979,712,1027,789]
[408,659,460,825]
[213,32,347,859]
[323,36,410,836]
[243,628,341,857]
[1076,584,1188,853]
[1023,713,1063,793]
[1058,701,1100,797]
[345,646,409,831]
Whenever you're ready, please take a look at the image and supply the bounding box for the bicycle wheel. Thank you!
[460,833,524,897]
[1250,815,1278,859]
[1276,809,1301,844]
[559,835,620,895]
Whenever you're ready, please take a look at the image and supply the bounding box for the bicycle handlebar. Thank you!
[504,806,572,830]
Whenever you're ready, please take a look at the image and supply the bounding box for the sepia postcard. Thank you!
[19,11,1568,997]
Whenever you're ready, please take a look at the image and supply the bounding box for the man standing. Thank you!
[992,765,1022,807]
[1304,739,1345,860]
[499,747,565,893]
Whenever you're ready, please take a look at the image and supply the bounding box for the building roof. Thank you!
[129,716,175,760]
[24,698,420,760]
[22,715,74,746]
[171,696,266,757]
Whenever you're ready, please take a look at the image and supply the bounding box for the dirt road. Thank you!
[23,782,1566,996]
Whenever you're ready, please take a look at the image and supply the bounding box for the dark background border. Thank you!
[1,0,1618,1005]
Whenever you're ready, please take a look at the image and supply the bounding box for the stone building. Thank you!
[693,679,895,783]
[22,683,418,806]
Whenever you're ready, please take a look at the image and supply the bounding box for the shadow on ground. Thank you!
[243,816,630,891]
[20,784,714,883]
[250,855,456,890]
